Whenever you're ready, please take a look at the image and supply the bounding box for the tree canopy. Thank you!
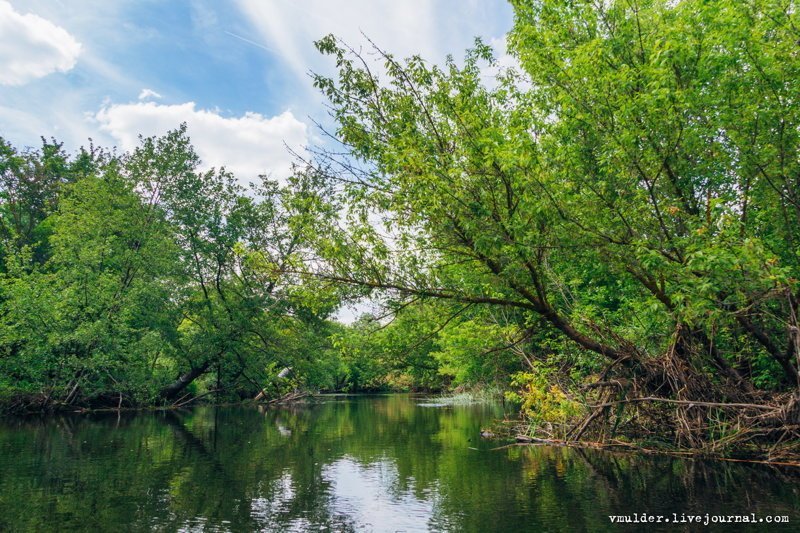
[0,126,344,409]
[304,0,800,448]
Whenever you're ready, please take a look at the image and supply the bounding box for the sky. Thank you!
[0,0,514,183]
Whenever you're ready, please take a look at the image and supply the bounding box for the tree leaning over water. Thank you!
[305,0,800,451]
[0,126,342,409]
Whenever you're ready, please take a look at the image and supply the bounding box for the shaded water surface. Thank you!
[0,395,797,531]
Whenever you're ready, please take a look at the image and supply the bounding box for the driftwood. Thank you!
[253,390,308,404]
[263,390,309,405]
[588,397,779,412]
[506,434,800,468]
[172,389,219,408]
[253,367,294,402]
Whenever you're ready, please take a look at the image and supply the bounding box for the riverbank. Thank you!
[0,388,316,416]
[4,387,799,466]
[487,405,800,467]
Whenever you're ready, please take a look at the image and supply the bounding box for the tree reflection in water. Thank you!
[0,395,797,531]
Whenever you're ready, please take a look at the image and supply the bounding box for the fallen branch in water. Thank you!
[173,389,219,408]
[262,390,309,405]
[509,435,800,467]
[588,397,779,412]
[488,443,524,451]
[568,405,608,441]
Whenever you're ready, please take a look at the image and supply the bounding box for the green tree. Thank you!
[0,127,343,409]
[0,161,177,405]
[0,137,99,268]
[126,126,341,401]
[307,0,800,445]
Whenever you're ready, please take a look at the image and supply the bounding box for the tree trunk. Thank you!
[160,361,211,400]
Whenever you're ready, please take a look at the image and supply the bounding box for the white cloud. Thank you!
[138,88,162,100]
[0,1,82,85]
[95,101,308,183]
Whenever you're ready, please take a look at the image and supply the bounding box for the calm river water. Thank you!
[0,394,797,532]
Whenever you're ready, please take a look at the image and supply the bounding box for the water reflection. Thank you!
[0,395,797,531]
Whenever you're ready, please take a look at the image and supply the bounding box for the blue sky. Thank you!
[0,0,514,182]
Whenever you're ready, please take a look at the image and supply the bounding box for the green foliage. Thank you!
[506,368,581,432]
[0,127,343,409]
[332,306,445,392]
[331,301,527,393]
[303,0,800,441]
[432,319,519,388]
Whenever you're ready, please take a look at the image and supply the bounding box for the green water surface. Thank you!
[0,394,797,532]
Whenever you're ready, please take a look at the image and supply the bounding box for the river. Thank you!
[0,394,796,531]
